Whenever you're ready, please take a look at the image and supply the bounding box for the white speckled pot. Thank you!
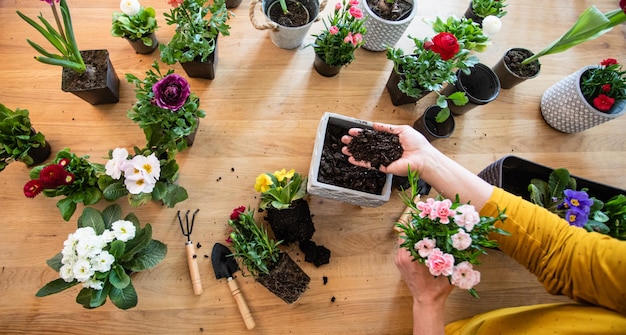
[540,66,626,133]
[359,0,418,52]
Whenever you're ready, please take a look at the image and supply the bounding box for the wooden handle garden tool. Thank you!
[178,209,203,295]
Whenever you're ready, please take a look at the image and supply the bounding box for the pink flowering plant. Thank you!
[310,0,367,67]
[126,61,205,159]
[580,58,626,112]
[397,169,508,297]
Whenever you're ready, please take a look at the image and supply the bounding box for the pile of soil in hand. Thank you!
[318,124,387,195]
[366,0,413,21]
[504,49,540,77]
[299,240,330,267]
[347,129,403,169]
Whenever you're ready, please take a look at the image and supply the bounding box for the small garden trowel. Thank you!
[211,243,256,330]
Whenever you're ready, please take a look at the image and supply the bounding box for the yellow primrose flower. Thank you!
[273,168,295,182]
[254,173,273,193]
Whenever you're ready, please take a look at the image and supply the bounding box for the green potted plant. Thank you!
[528,168,626,240]
[125,61,206,159]
[98,146,189,208]
[309,0,367,77]
[254,168,315,245]
[24,148,105,221]
[493,3,626,88]
[463,0,507,26]
[227,206,310,304]
[17,0,120,104]
[541,58,626,133]
[35,204,168,310]
[386,16,494,119]
[0,104,50,171]
[111,0,159,54]
[160,0,232,79]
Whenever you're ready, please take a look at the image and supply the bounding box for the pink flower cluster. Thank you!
[328,0,364,47]
[413,199,482,290]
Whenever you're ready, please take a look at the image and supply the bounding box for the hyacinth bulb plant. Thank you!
[16,0,85,73]
[254,168,307,210]
[396,169,508,297]
[528,168,626,240]
[160,0,231,65]
[310,0,367,67]
[24,148,105,221]
[126,61,205,159]
[111,0,158,46]
[36,204,168,310]
[387,16,495,122]
[521,2,626,66]
[580,58,626,112]
[99,147,188,208]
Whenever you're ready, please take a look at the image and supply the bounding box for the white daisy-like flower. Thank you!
[75,234,107,259]
[82,278,104,290]
[120,0,141,16]
[482,15,502,36]
[91,250,116,273]
[105,147,130,180]
[59,264,75,282]
[124,172,157,194]
[111,220,137,242]
[72,258,95,282]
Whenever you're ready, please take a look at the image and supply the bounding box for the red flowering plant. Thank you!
[226,206,282,276]
[309,0,367,67]
[126,61,205,160]
[24,148,105,221]
[386,16,494,122]
[580,58,626,112]
[396,168,508,298]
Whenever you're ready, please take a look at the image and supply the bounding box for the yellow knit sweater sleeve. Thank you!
[480,187,626,314]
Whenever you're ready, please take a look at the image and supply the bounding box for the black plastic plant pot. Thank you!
[313,53,342,77]
[61,49,120,105]
[180,39,218,80]
[442,63,500,116]
[477,155,626,202]
[413,105,455,142]
[491,48,541,89]
[463,1,483,26]
[125,33,159,54]
[385,67,427,106]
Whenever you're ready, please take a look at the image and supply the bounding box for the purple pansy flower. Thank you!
[152,74,191,111]
[562,189,594,211]
[565,207,588,227]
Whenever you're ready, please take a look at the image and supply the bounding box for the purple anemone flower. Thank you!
[152,74,191,111]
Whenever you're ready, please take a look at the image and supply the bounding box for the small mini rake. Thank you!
[178,209,203,295]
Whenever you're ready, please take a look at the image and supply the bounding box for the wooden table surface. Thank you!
[1,0,625,334]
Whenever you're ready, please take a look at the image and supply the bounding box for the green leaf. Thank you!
[103,182,128,201]
[109,240,126,259]
[528,180,549,207]
[76,288,92,308]
[57,197,77,222]
[78,207,105,235]
[548,168,571,199]
[109,281,138,310]
[89,284,110,308]
[109,265,131,289]
[36,278,79,297]
[120,224,152,262]
[46,252,63,272]
[435,108,451,123]
[102,204,123,229]
[160,184,188,207]
[127,240,168,272]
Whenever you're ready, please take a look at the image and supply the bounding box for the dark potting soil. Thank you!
[299,240,331,267]
[366,0,413,21]
[268,0,310,27]
[504,49,540,78]
[318,124,388,195]
[256,253,311,304]
[263,199,315,245]
[61,50,110,91]
[347,129,403,169]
